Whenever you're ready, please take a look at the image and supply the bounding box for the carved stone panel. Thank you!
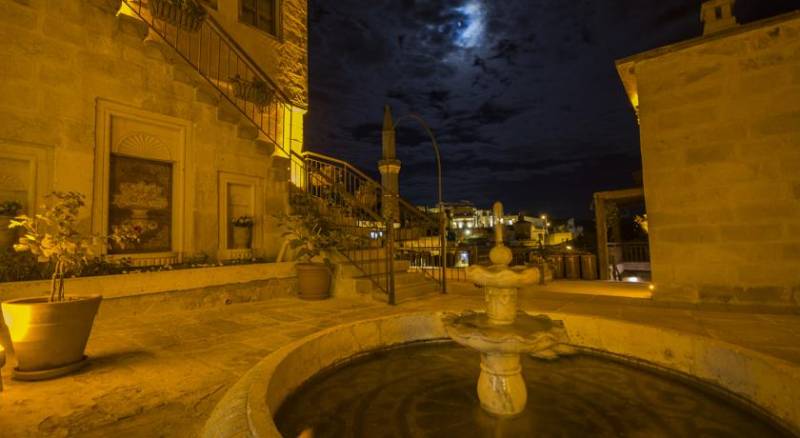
[108,155,173,254]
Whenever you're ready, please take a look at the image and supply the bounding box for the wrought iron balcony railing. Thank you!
[121,0,300,156]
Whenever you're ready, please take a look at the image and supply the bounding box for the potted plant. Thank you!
[276,192,356,300]
[230,75,275,111]
[2,192,138,380]
[0,200,22,250]
[231,216,254,249]
[150,0,207,32]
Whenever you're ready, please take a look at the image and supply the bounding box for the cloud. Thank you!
[306,0,794,217]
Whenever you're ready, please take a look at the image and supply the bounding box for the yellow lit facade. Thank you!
[0,0,308,264]
[617,11,800,306]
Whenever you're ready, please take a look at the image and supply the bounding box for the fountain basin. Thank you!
[276,342,793,437]
[467,264,542,288]
[203,311,800,437]
[443,311,573,357]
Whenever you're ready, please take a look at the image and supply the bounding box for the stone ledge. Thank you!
[0,262,297,302]
[202,311,800,437]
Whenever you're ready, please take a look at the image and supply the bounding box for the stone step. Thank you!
[237,122,259,140]
[217,101,243,124]
[253,139,276,156]
[338,259,410,278]
[331,276,375,300]
[115,13,148,41]
[343,247,389,260]
[172,64,201,87]
[195,85,219,106]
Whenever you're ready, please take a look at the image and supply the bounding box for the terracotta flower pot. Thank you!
[296,263,331,300]
[232,226,252,249]
[1,295,102,380]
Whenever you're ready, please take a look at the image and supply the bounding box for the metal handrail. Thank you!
[120,0,298,156]
[297,150,447,301]
[303,151,376,182]
[296,163,394,301]
[202,14,297,106]
[303,151,439,228]
[300,150,444,295]
[304,166,384,224]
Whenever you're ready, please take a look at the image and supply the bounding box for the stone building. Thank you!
[0,0,308,264]
[616,6,800,306]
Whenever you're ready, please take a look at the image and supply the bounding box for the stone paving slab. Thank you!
[1,285,800,437]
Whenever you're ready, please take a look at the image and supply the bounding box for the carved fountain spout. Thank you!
[443,201,575,417]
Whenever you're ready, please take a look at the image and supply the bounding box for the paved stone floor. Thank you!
[1,282,800,437]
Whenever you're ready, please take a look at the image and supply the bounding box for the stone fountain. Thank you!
[443,201,575,417]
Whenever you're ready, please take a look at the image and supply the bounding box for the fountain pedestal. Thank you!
[443,202,574,417]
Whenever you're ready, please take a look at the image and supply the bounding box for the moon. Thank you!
[454,1,486,49]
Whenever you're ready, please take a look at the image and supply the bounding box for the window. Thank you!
[714,7,723,19]
[241,0,278,36]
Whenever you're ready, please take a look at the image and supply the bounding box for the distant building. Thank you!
[420,202,578,246]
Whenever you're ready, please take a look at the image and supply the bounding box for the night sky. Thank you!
[304,0,798,219]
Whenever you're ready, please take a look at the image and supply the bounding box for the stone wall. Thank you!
[619,13,800,306]
[0,0,305,262]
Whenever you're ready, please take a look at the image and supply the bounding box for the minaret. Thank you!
[379,105,401,221]
[701,0,738,36]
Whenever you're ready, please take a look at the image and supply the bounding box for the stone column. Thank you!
[379,105,401,221]
[478,353,526,416]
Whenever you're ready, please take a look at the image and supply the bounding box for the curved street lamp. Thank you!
[382,107,447,294]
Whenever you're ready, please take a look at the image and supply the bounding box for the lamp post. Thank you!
[381,107,447,294]
[540,214,549,247]
[539,214,549,285]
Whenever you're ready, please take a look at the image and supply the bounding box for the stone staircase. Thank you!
[115,13,282,160]
[114,9,441,305]
[332,248,442,304]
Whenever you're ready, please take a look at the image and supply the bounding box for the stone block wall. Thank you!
[624,13,800,306]
[0,0,304,261]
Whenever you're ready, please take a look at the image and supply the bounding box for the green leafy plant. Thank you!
[0,250,49,283]
[9,192,140,302]
[0,200,22,216]
[150,0,207,31]
[232,216,255,227]
[275,191,362,264]
[176,0,206,16]
[230,75,274,110]
[155,0,206,16]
